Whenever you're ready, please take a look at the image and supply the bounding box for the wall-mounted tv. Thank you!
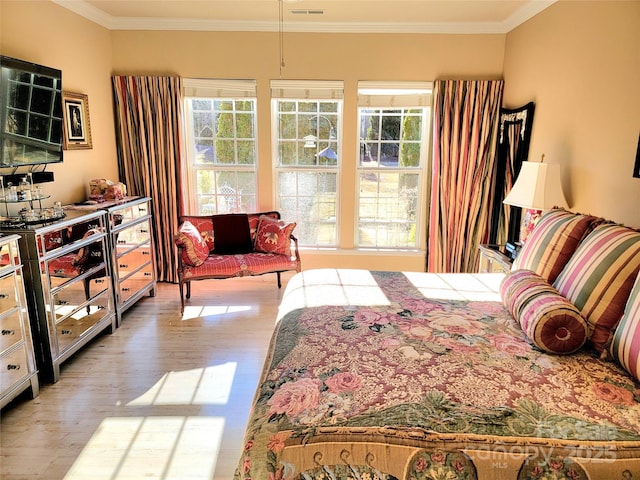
[0,55,63,168]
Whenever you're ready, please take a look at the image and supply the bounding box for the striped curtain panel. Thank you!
[112,76,184,283]
[427,80,504,273]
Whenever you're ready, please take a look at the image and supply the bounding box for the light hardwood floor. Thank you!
[1,273,295,480]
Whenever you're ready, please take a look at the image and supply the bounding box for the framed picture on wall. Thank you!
[634,133,640,178]
[62,91,93,150]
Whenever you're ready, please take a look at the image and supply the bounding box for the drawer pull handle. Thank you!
[0,293,8,299]
[120,264,128,268]
[118,240,126,244]
[60,329,72,335]
[95,279,105,283]
[2,329,15,336]
[144,272,152,277]
[98,305,106,310]
[58,299,69,305]
[140,230,148,234]
[7,364,20,370]
[142,251,150,255]
[122,287,131,292]
[138,207,147,212]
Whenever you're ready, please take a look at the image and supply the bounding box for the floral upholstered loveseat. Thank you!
[174,211,300,313]
[234,208,640,480]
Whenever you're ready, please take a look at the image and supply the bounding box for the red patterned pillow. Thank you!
[501,270,587,354]
[174,221,209,267]
[254,215,296,256]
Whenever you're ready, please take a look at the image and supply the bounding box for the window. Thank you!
[357,82,432,248]
[183,79,257,215]
[272,81,343,246]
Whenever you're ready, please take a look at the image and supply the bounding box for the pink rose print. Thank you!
[491,333,530,357]
[414,457,429,473]
[242,456,251,473]
[268,378,322,418]
[431,451,446,464]
[267,431,292,453]
[549,459,563,471]
[354,309,397,327]
[593,382,635,406]
[400,298,444,316]
[325,371,362,393]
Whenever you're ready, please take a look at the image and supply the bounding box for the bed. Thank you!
[234,210,640,480]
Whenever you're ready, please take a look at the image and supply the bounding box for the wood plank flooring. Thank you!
[1,273,294,480]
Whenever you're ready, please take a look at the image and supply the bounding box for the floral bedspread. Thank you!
[235,269,640,480]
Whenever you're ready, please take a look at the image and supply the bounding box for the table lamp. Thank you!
[503,156,568,257]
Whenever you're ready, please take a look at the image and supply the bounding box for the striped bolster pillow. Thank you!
[512,208,598,284]
[610,273,640,381]
[501,270,587,354]
[553,223,640,353]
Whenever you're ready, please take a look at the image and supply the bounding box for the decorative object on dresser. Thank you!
[502,155,568,257]
[0,234,39,408]
[0,210,116,383]
[66,196,156,326]
[175,211,300,314]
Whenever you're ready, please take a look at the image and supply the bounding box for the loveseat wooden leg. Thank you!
[186,281,191,299]
[277,272,282,288]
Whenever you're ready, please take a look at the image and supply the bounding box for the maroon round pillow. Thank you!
[501,270,587,354]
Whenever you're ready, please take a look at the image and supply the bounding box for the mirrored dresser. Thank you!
[0,234,39,407]
[66,196,156,326]
[0,210,116,383]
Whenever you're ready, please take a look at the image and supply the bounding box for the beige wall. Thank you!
[503,0,640,227]
[1,1,119,205]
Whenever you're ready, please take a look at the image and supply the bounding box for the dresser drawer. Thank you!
[112,201,151,226]
[0,309,25,353]
[115,220,151,249]
[115,244,152,279]
[0,273,21,313]
[0,345,29,392]
[56,290,112,352]
[118,263,154,303]
[50,272,110,320]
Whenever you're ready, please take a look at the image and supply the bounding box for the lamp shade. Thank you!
[503,161,568,210]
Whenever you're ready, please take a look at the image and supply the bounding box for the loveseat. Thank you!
[234,208,640,480]
[175,211,301,313]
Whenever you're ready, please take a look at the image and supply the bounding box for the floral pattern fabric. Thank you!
[235,270,640,480]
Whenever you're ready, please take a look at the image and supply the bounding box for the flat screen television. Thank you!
[0,55,63,168]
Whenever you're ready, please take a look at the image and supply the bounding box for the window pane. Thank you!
[278,171,337,246]
[357,101,427,248]
[275,97,341,246]
[185,93,257,215]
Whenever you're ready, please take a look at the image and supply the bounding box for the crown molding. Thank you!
[53,0,557,34]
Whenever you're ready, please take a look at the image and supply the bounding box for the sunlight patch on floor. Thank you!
[128,363,237,406]
[63,416,224,480]
[182,304,251,320]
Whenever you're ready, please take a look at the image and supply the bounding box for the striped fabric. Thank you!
[112,76,183,282]
[501,270,587,354]
[427,80,504,273]
[553,223,640,352]
[610,273,640,381]
[512,209,598,283]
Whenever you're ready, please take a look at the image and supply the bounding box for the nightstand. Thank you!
[478,244,513,274]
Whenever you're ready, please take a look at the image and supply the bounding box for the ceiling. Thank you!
[52,0,557,34]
